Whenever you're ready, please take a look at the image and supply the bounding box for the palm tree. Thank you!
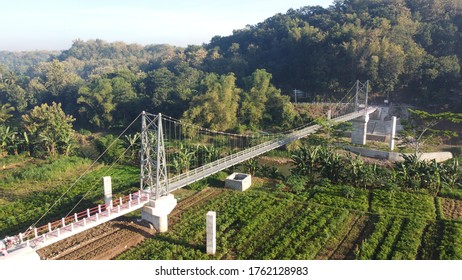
[0,103,14,123]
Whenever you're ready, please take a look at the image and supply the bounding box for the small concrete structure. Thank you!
[103,176,112,208]
[141,194,177,232]
[225,173,251,191]
[206,211,216,255]
[351,114,369,145]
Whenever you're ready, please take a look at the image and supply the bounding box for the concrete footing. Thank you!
[225,173,251,191]
[141,194,177,232]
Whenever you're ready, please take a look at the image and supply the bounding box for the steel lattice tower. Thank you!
[140,111,169,200]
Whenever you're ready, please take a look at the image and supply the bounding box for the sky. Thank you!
[0,0,334,51]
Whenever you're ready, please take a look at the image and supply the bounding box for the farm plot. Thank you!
[370,189,436,220]
[355,215,427,260]
[119,189,356,260]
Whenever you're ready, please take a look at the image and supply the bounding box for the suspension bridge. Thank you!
[1,80,376,260]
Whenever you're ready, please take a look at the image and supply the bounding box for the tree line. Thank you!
[2,0,462,158]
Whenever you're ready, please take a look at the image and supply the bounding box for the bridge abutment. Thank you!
[141,194,177,232]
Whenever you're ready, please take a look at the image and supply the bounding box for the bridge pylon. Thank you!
[140,111,169,199]
[140,112,177,232]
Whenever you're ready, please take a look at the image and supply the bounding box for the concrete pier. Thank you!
[206,211,216,255]
[351,114,369,145]
[141,194,177,232]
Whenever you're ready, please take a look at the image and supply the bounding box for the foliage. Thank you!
[21,102,76,158]
[356,215,427,260]
[370,189,436,220]
[399,109,462,154]
[93,134,126,163]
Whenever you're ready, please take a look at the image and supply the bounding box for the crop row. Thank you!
[356,215,427,260]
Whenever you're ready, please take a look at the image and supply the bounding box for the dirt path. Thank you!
[37,187,225,260]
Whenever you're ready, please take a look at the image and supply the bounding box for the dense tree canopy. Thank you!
[0,0,461,141]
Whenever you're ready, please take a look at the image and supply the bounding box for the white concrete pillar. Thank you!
[117,205,121,213]
[34,228,38,238]
[48,222,52,233]
[98,205,102,213]
[206,211,216,255]
[103,176,112,208]
[87,209,90,217]
[390,116,397,151]
[74,213,78,222]
[19,233,23,243]
[61,218,66,227]
[351,114,369,145]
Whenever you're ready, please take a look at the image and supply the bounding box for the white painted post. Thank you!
[57,228,60,237]
[19,233,23,243]
[87,209,90,217]
[129,193,132,201]
[117,205,121,213]
[206,211,216,255]
[74,213,78,222]
[98,205,102,213]
[110,200,113,209]
[26,240,30,247]
[96,213,99,222]
[390,116,397,151]
[34,228,38,238]
[62,217,66,227]
[71,223,74,232]
[42,234,46,244]
[48,222,52,233]
[119,197,123,205]
[137,197,141,205]
[103,176,113,209]
[83,218,87,227]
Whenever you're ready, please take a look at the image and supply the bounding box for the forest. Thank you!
[1,0,462,158]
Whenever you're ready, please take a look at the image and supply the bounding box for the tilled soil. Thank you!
[37,187,225,260]
[440,197,462,220]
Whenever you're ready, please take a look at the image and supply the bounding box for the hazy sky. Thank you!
[0,0,333,51]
